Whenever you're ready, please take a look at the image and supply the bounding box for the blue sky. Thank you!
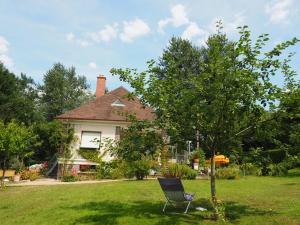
[0,0,299,92]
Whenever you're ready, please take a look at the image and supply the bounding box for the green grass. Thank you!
[1,172,300,225]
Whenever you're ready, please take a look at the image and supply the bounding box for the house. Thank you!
[53,75,155,176]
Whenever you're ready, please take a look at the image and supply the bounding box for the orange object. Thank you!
[206,155,229,166]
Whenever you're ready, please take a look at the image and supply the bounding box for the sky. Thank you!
[0,0,299,92]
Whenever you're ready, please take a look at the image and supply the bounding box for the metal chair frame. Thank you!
[158,178,195,214]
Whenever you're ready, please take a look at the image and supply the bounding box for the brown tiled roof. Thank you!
[56,86,155,122]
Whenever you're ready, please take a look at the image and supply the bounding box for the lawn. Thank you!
[1,171,300,225]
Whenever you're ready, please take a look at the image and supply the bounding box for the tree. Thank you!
[41,63,93,121]
[0,63,41,125]
[109,120,162,180]
[0,120,37,188]
[111,24,299,219]
[33,120,75,163]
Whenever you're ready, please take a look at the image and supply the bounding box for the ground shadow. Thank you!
[64,198,275,225]
[223,201,275,222]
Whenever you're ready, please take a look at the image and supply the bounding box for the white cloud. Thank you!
[0,54,13,68]
[158,4,190,33]
[88,62,97,69]
[182,22,208,41]
[265,0,294,24]
[66,32,89,47]
[77,39,89,47]
[120,18,150,43]
[89,23,118,42]
[66,32,75,41]
[0,36,9,54]
[0,36,13,68]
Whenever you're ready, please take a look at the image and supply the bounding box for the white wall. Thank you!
[67,120,129,163]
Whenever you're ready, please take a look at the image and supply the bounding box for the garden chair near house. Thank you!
[158,177,195,213]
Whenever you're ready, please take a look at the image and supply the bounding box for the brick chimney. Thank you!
[96,75,106,97]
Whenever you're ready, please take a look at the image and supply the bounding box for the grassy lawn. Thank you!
[1,171,300,225]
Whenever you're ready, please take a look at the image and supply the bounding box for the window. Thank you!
[80,131,101,149]
[111,99,125,107]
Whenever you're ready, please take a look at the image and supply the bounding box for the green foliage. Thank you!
[96,162,114,179]
[128,157,153,180]
[164,163,197,180]
[61,175,79,182]
[192,148,206,167]
[111,25,299,212]
[96,160,135,179]
[108,121,162,180]
[10,157,25,174]
[216,165,240,180]
[268,163,288,176]
[240,163,261,176]
[33,120,75,161]
[282,155,300,169]
[41,63,93,121]
[110,121,162,162]
[0,63,42,125]
[79,149,102,164]
[20,170,40,181]
[0,120,37,181]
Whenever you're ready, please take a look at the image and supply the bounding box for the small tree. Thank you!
[109,120,162,180]
[111,24,299,218]
[0,120,36,188]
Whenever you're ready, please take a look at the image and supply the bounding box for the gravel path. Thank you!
[7,178,126,186]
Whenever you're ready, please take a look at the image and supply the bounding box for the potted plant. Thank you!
[11,158,24,182]
[191,148,206,171]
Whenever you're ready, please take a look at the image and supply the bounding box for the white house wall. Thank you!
[67,120,129,164]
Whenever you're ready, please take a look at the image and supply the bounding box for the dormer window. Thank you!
[111,99,125,107]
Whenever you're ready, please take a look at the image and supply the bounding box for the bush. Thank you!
[164,163,197,180]
[20,170,40,181]
[191,148,206,167]
[216,165,240,179]
[79,149,102,163]
[96,162,113,179]
[268,163,288,176]
[61,175,79,182]
[96,160,134,179]
[281,155,300,170]
[130,159,151,180]
[240,163,262,176]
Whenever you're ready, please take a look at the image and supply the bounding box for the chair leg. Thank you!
[163,201,168,213]
[184,201,191,214]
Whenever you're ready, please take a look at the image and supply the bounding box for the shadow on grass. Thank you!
[65,198,274,225]
[223,201,275,221]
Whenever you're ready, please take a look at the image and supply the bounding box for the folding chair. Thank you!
[158,177,195,213]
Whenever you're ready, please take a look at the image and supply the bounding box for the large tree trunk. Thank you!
[210,148,219,220]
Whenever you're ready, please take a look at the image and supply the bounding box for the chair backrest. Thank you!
[158,178,186,202]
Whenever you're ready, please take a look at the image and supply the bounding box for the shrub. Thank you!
[79,149,102,163]
[61,175,79,182]
[20,170,40,181]
[281,155,300,170]
[164,163,197,180]
[191,148,206,167]
[240,163,262,176]
[96,162,113,179]
[130,159,151,180]
[216,165,240,179]
[96,160,134,179]
[268,163,288,176]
